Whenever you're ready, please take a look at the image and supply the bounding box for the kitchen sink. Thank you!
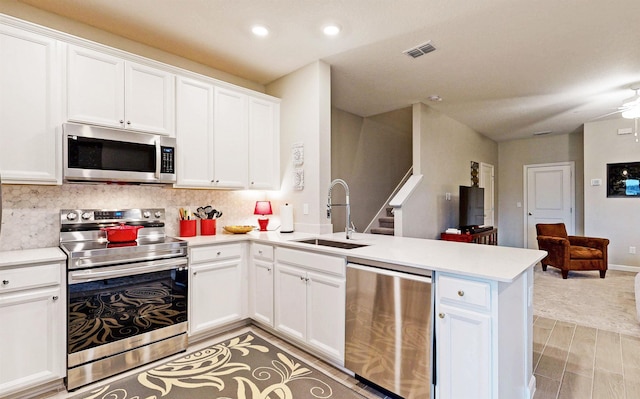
[294,238,369,250]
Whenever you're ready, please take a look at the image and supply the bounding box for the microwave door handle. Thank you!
[155,139,161,180]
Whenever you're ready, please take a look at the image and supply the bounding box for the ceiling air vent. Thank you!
[403,41,436,59]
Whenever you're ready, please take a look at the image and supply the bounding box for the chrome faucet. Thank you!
[327,178,355,239]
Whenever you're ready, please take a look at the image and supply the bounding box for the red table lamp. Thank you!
[254,201,273,231]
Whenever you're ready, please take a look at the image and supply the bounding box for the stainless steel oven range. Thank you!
[59,208,188,391]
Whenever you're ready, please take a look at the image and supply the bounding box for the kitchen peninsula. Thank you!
[182,230,546,399]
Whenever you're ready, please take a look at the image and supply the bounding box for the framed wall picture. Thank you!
[607,162,640,197]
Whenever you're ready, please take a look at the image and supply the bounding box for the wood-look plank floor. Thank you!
[533,315,640,399]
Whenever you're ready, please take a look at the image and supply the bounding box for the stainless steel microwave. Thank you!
[63,123,176,184]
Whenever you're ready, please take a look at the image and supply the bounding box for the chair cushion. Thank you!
[570,245,603,260]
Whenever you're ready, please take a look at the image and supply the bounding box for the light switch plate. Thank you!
[591,178,602,186]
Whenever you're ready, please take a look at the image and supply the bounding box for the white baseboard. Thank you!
[609,264,640,273]
[528,375,536,399]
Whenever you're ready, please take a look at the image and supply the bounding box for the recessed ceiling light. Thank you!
[428,95,442,102]
[251,25,269,37]
[323,24,341,36]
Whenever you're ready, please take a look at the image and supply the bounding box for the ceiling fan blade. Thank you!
[589,109,623,121]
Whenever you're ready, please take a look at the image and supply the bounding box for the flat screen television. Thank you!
[459,185,485,230]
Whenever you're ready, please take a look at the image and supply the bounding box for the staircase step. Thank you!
[386,207,394,217]
[371,227,395,235]
[378,216,394,228]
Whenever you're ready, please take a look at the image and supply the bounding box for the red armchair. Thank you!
[536,223,609,279]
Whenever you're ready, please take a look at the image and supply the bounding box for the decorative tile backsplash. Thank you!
[0,184,284,252]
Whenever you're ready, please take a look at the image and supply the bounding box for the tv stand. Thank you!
[441,227,498,245]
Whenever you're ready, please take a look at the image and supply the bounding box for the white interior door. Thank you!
[479,163,495,226]
[524,162,574,249]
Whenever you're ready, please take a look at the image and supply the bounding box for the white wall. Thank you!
[266,61,332,234]
[402,103,498,239]
[584,118,640,269]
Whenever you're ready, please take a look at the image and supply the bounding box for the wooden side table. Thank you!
[441,228,498,245]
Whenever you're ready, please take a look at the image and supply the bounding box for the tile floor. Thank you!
[533,315,640,399]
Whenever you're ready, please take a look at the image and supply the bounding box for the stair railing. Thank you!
[363,166,413,233]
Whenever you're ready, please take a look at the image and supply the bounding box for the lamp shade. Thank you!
[254,201,273,216]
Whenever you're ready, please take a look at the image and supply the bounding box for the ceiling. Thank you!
[18,0,640,141]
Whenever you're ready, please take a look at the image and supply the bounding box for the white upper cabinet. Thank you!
[212,86,249,188]
[0,23,61,184]
[67,44,175,136]
[176,76,215,187]
[249,97,280,190]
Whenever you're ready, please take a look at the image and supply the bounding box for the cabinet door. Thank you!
[176,76,215,187]
[436,303,491,399]
[307,271,345,362]
[67,44,125,128]
[190,258,243,336]
[0,287,63,396]
[212,86,248,188]
[125,61,175,135]
[248,97,280,190]
[251,258,274,327]
[0,25,60,184]
[274,263,307,341]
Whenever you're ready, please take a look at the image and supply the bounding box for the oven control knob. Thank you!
[66,212,78,221]
[81,212,92,220]
[154,211,162,218]
[143,211,151,218]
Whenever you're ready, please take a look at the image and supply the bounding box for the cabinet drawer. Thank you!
[276,247,345,276]
[0,263,61,293]
[252,243,274,261]
[438,274,491,310]
[190,243,243,263]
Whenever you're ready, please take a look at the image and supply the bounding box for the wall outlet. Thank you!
[630,246,636,254]
[445,192,451,201]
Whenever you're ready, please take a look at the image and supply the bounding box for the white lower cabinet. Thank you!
[189,243,246,337]
[435,270,533,399]
[274,248,346,364]
[249,244,275,327]
[0,255,65,397]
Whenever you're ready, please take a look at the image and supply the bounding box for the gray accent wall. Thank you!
[498,131,584,248]
[330,107,412,233]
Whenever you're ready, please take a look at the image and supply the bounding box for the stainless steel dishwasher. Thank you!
[345,259,433,399]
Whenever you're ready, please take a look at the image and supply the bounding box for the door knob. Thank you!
[438,313,445,319]
[528,212,533,216]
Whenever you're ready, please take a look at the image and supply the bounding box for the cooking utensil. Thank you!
[100,223,143,242]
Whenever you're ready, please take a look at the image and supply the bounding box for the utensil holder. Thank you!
[201,219,216,235]
[179,220,196,237]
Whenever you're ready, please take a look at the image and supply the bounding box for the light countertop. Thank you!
[0,247,67,268]
[179,230,547,283]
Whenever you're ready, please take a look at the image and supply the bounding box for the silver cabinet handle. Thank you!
[52,296,59,301]
[193,271,197,276]
[127,121,131,125]
[458,290,465,297]
[300,276,305,281]
[2,280,8,285]
[438,313,445,319]
[119,120,124,124]
[258,250,263,254]
[267,268,271,272]
[217,251,221,256]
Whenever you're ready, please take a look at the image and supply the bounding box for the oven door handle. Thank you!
[68,257,187,283]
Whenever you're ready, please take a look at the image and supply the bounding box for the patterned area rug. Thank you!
[71,333,364,399]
